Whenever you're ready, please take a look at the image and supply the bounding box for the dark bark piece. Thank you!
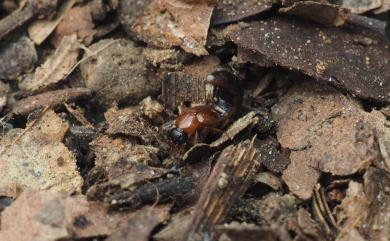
[182,139,262,241]
[256,138,290,173]
[9,87,92,117]
[211,0,272,26]
[229,16,390,103]
[0,36,37,80]
[279,1,349,26]
[109,177,195,210]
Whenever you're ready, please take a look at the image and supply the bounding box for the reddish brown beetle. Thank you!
[170,69,243,144]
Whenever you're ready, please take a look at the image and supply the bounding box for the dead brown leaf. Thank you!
[0,110,83,196]
[132,0,214,56]
[0,190,152,240]
[51,5,95,47]
[19,34,80,91]
[106,204,171,241]
[272,81,379,199]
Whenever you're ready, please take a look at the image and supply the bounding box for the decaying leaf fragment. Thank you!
[28,0,77,45]
[51,5,95,47]
[272,82,379,200]
[90,135,160,171]
[0,190,163,241]
[86,134,191,209]
[106,204,171,241]
[132,0,215,56]
[19,34,80,91]
[105,106,160,144]
[229,16,390,103]
[0,110,83,196]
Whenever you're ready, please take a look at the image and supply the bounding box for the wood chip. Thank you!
[161,55,220,110]
[182,138,261,241]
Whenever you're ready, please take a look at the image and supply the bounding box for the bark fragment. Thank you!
[9,87,92,117]
[182,139,261,241]
[161,56,220,110]
[229,16,390,103]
